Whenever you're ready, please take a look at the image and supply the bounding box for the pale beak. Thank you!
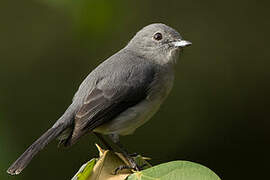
[172,40,192,47]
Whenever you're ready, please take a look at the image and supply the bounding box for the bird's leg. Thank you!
[93,132,113,150]
[108,134,133,155]
[108,134,141,174]
[114,141,141,172]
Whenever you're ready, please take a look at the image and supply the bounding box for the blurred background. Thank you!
[1,0,269,179]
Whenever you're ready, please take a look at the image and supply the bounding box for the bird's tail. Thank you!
[7,123,68,175]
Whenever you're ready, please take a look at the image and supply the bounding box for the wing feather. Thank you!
[66,53,157,146]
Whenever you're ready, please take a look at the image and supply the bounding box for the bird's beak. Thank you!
[172,39,192,47]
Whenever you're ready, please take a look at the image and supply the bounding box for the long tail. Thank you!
[7,123,68,175]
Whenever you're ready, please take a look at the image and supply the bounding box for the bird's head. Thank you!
[126,23,191,64]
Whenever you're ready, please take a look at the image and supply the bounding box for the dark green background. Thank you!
[1,0,269,179]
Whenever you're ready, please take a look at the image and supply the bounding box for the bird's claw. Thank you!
[114,163,143,174]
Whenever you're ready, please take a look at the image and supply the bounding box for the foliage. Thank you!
[72,145,221,180]
[127,161,220,180]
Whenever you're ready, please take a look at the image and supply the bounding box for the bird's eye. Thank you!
[153,32,163,41]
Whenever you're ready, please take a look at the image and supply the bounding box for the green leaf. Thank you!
[72,159,96,180]
[126,161,221,180]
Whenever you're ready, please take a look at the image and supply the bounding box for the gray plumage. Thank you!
[7,23,191,175]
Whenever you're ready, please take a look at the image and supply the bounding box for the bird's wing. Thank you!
[68,59,156,145]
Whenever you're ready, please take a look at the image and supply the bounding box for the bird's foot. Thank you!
[114,163,144,175]
[114,165,134,174]
[114,155,147,174]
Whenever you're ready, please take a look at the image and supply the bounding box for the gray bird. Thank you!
[7,23,191,175]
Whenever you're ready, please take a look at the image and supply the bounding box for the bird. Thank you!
[7,23,191,175]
